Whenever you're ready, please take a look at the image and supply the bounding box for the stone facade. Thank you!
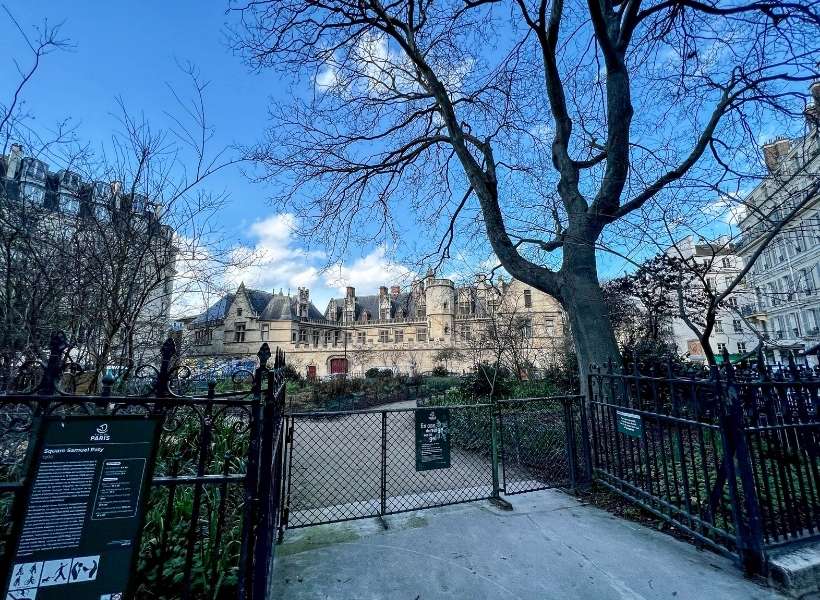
[664,236,758,361]
[183,273,567,377]
[737,90,820,365]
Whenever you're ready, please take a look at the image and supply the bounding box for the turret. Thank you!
[424,274,455,340]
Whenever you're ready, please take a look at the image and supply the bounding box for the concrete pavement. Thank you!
[271,489,784,599]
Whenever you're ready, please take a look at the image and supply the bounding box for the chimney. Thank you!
[346,286,355,299]
[805,81,820,129]
[762,138,791,173]
[379,286,388,298]
[5,143,23,179]
[390,285,401,298]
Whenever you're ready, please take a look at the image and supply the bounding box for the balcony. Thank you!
[740,304,767,319]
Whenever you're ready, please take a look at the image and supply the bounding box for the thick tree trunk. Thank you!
[559,245,621,397]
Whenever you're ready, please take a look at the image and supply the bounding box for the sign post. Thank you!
[2,415,161,600]
[415,408,450,471]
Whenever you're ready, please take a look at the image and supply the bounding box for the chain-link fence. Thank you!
[282,397,585,528]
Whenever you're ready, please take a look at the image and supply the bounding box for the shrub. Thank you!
[365,367,381,378]
[459,363,512,399]
[431,365,449,377]
[282,363,303,382]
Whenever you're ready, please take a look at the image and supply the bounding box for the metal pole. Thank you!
[380,411,387,517]
[489,402,512,509]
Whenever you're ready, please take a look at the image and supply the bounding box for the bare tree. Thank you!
[0,27,242,390]
[232,0,820,384]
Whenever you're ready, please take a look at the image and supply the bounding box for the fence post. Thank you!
[491,402,502,498]
[156,337,176,398]
[239,342,270,598]
[380,411,387,518]
[578,389,593,486]
[41,330,67,396]
[720,349,766,576]
[561,396,579,492]
[252,370,277,600]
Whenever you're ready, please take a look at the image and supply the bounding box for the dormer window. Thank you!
[443,301,448,311]
[237,308,243,316]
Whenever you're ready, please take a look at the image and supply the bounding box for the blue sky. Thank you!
[3,2,774,315]
[0,1,417,313]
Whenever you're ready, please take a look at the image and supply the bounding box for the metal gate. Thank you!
[279,396,586,530]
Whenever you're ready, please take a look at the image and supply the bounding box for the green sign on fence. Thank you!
[415,408,451,471]
[616,410,643,438]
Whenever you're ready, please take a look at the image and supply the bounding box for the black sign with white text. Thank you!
[415,408,451,471]
[3,416,161,600]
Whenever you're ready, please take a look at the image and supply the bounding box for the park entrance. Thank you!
[278,396,588,529]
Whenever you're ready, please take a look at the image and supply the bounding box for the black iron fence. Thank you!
[0,333,288,599]
[587,349,819,575]
[281,395,588,529]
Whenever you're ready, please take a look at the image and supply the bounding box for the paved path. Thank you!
[286,400,538,526]
[272,489,784,600]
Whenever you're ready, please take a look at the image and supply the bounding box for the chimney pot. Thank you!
[379,286,388,297]
[346,286,355,299]
[390,285,401,298]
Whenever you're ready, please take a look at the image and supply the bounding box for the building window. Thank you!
[444,325,450,335]
[416,305,425,318]
[357,331,366,344]
[312,330,320,346]
[417,327,427,342]
[194,328,213,345]
[394,329,404,343]
[236,308,243,316]
[545,318,555,336]
[519,318,532,339]
[291,330,297,342]
[379,329,389,343]
[234,322,246,343]
[737,342,747,353]
[715,320,723,333]
[345,331,353,344]
[524,289,532,308]
[334,330,341,346]
[443,301,449,311]
[733,320,742,333]
[325,331,331,346]
[717,342,726,353]
[722,258,731,268]
[298,329,307,343]
[261,323,269,341]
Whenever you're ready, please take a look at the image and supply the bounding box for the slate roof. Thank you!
[324,292,421,322]
[190,288,325,325]
[190,294,236,325]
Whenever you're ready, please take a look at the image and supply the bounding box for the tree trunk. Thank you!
[559,249,621,397]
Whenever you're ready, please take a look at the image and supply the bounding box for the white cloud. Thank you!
[173,213,418,316]
[322,246,414,299]
[705,195,746,226]
[226,213,323,293]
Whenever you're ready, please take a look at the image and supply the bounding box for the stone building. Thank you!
[183,273,567,378]
[0,143,176,364]
[737,82,820,364]
[664,236,758,361]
